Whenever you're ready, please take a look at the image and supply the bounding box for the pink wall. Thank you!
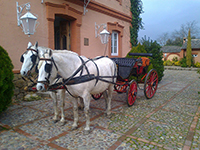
[0,0,131,71]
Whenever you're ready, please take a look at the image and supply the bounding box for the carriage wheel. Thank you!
[114,84,128,93]
[126,80,137,107]
[92,93,103,100]
[144,69,158,99]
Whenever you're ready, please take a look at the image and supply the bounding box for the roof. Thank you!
[160,46,181,53]
[181,39,200,49]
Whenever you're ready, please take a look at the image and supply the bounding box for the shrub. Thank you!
[164,60,173,66]
[180,57,187,67]
[194,62,200,68]
[172,57,178,62]
[142,39,164,82]
[0,46,14,114]
[174,61,181,66]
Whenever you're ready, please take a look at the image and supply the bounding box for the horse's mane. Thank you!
[52,50,79,56]
[37,46,78,56]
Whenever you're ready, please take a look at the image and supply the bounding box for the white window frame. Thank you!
[192,54,198,57]
[111,31,118,56]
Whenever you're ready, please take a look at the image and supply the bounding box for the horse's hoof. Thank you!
[60,121,66,126]
[83,130,90,135]
[71,126,78,131]
[78,106,84,110]
[106,113,112,119]
[53,120,59,123]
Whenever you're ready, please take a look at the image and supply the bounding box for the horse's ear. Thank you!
[34,41,38,49]
[49,49,52,57]
[28,42,32,48]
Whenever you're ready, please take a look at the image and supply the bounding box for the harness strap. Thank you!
[79,56,91,77]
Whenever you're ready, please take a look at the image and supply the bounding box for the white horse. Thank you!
[36,48,117,133]
[20,42,67,125]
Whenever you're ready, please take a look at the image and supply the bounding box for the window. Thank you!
[111,31,118,56]
[192,54,198,57]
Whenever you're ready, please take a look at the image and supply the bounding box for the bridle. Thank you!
[37,57,58,87]
[20,48,40,75]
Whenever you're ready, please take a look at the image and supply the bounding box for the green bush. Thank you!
[142,39,164,82]
[163,60,173,66]
[126,43,147,59]
[194,62,200,68]
[172,57,178,62]
[174,61,181,66]
[0,46,14,114]
[180,57,187,67]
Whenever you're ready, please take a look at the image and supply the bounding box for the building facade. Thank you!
[161,39,200,63]
[0,0,132,72]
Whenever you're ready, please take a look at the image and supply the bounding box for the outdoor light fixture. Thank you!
[95,22,110,44]
[16,2,38,36]
[100,29,110,44]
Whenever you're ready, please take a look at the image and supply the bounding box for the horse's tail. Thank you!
[110,59,117,83]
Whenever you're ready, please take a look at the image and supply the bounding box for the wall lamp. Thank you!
[16,2,38,36]
[95,22,110,44]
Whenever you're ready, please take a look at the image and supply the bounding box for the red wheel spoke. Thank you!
[127,80,137,107]
[144,69,158,99]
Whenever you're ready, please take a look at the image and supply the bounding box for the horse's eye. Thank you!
[20,55,24,63]
[45,63,52,73]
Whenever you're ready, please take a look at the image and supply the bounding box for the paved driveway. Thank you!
[0,70,200,150]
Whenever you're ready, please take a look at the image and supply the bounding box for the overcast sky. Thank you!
[138,0,200,41]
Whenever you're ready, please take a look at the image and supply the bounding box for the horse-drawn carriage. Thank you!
[91,53,158,106]
[20,42,158,132]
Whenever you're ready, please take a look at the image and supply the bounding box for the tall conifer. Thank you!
[186,29,192,67]
[130,0,143,47]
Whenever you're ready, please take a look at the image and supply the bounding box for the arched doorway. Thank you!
[45,2,82,54]
[54,15,71,50]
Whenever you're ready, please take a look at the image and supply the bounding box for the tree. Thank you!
[186,29,192,67]
[157,32,170,46]
[172,21,200,40]
[130,0,143,47]
[141,37,164,82]
[157,20,200,46]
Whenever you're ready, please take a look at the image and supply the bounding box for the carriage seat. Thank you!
[111,58,137,79]
[137,57,150,67]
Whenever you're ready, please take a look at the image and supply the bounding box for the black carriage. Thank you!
[92,53,158,107]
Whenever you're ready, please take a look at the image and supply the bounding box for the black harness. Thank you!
[37,55,117,97]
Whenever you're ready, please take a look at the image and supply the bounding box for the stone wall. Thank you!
[12,73,27,102]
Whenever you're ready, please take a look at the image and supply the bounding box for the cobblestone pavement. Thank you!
[0,70,200,150]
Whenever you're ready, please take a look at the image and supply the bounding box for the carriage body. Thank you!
[92,53,158,107]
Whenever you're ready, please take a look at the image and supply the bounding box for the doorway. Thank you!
[54,16,71,50]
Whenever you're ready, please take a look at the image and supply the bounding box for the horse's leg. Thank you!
[71,97,79,130]
[103,90,108,110]
[82,93,91,134]
[78,97,84,110]
[59,89,66,125]
[50,92,59,123]
[104,85,113,118]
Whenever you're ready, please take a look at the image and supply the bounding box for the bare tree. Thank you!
[157,20,200,46]
[171,20,200,39]
[157,32,170,46]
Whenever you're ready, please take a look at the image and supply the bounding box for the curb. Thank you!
[164,66,199,71]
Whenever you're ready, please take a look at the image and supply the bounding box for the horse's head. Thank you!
[36,49,57,91]
[20,42,39,76]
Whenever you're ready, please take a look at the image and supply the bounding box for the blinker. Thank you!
[31,54,37,63]
[45,63,52,73]
[20,55,24,63]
